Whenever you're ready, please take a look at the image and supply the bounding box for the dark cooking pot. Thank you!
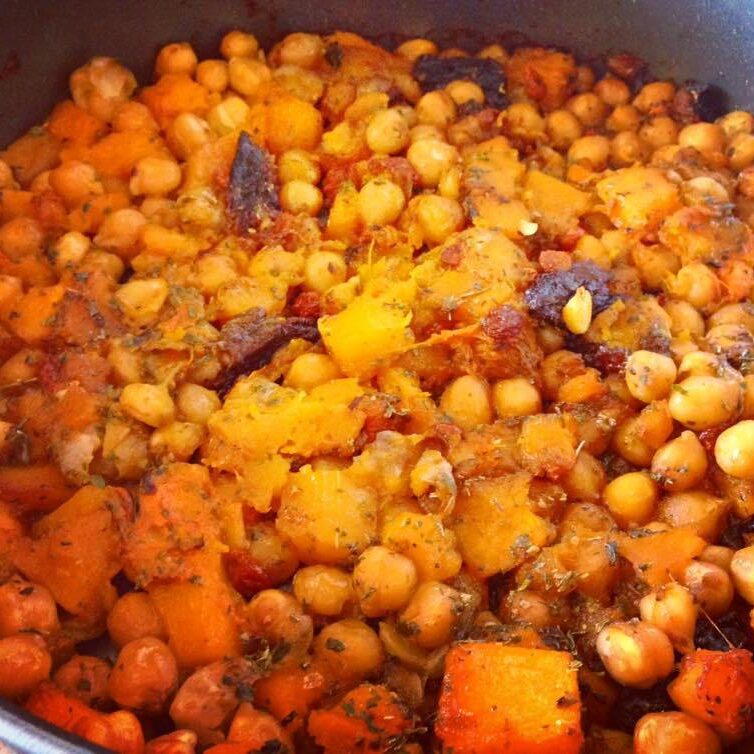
[1,0,754,751]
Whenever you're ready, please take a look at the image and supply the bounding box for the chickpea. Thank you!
[562,451,606,502]
[207,95,250,135]
[167,112,211,158]
[396,38,438,61]
[501,103,546,139]
[313,619,384,684]
[477,43,509,63]
[397,581,467,650]
[245,590,313,666]
[568,135,610,170]
[69,56,137,121]
[150,421,204,461]
[415,90,456,129]
[625,350,677,403]
[683,561,734,618]
[108,637,178,714]
[440,374,492,431]
[606,103,641,132]
[353,546,418,617]
[94,209,146,259]
[119,383,175,428]
[195,253,238,295]
[275,32,324,68]
[293,565,353,616]
[502,590,555,628]
[410,124,445,143]
[49,160,104,207]
[677,352,719,380]
[358,178,406,226]
[672,263,721,312]
[220,30,259,60]
[195,59,229,92]
[635,712,721,754]
[155,43,197,77]
[173,384,220,425]
[728,132,754,171]
[567,92,607,127]
[639,116,679,150]
[639,583,697,654]
[129,157,182,197]
[280,180,323,216]
[665,300,705,338]
[699,544,735,571]
[365,108,410,155]
[611,131,648,167]
[715,420,754,478]
[659,491,729,542]
[414,194,464,245]
[51,230,91,270]
[594,76,631,106]
[107,592,167,647]
[546,109,583,150]
[0,634,52,698]
[407,139,459,187]
[492,377,542,418]
[304,250,347,294]
[633,81,676,114]
[285,353,341,390]
[446,80,485,106]
[53,655,111,706]
[0,577,59,637]
[668,375,741,430]
[603,472,658,527]
[651,431,708,491]
[228,56,271,97]
[679,122,726,157]
[731,545,754,604]
[596,620,675,688]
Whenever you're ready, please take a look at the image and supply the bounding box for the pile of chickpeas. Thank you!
[4,24,754,754]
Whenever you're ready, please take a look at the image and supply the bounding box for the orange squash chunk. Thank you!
[436,643,583,754]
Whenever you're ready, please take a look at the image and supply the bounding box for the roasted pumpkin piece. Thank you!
[618,527,707,587]
[451,473,554,578]
[668,649,754,742]
[308,683,413,754]
[596,166,681,231]
[436,643,584,754]
[13,484,129,620]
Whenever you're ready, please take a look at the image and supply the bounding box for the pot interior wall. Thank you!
[2,0,754,145]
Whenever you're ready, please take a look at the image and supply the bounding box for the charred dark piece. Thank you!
[673,81,728,124]
[227,131,279,234]
[412,55,508,108]
[214,308,320,394]
[524,261,615,327]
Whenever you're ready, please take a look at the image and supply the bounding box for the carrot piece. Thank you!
[80,131,167,179]
[253,663,328,733]
[140,73,210,129]
[436,643,584,754]
[47,100,106,146]
[308,683,413,754]
[227,702,293,750]
[26,682,144,754]
[0,463,75,514]
[668,648,754,742]
[618,527,706,587]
